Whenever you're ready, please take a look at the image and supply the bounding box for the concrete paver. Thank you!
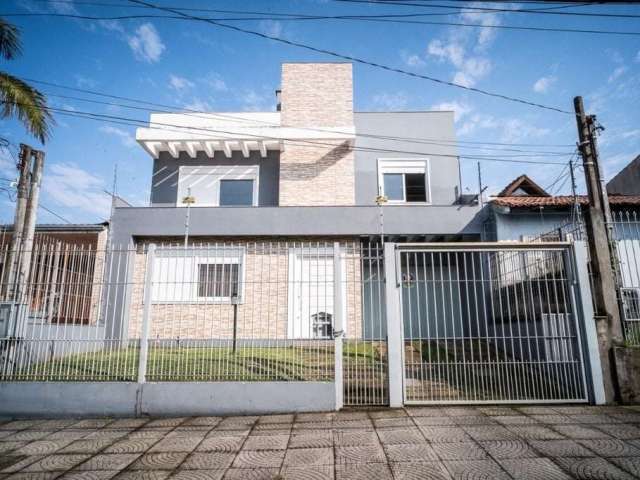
[0,406,638,479]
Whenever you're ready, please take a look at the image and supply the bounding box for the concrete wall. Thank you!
[22,322,106,362]
[110,205,484,245]
[150,150,280,206]
[354,111,461,206]
[0,381,335,417]
[607,155,640,195]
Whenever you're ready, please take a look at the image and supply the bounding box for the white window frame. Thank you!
[377,158,431,204]
[177,165,259,207]
[151,247,246,304]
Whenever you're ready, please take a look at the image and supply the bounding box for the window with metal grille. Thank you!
[198,263,240,299]
[622,288,640,321]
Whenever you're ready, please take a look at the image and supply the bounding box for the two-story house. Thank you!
[107,63,483,351]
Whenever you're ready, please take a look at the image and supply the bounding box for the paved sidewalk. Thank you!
[0,405,639,479]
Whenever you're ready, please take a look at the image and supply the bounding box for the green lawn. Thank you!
[7,340,387,390]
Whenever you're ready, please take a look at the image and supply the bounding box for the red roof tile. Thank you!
[491,195,640,208]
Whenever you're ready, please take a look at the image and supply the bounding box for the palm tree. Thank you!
[0,18,52,143]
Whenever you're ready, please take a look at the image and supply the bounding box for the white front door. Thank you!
[288,251,335,339]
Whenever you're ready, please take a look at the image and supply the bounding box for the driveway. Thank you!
[0,405,639,479]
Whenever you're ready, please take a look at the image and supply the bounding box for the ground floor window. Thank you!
[197,263,240,299]
[151,247,245,303]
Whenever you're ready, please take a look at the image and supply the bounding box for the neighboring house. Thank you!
[608,154,640,196]
[0,223,109,362]
[484,174,640,241]
[108,62,483,342]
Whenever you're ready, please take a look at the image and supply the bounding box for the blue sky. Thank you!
[1,0,639,224]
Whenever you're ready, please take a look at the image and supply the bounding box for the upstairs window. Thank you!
[177,165,259,207]
[219,179,254,206]
[378,159,430,204]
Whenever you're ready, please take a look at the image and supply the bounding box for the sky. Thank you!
[0,0,639,224]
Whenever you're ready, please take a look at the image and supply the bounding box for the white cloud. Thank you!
[240,90,274,111]
[400,51,426,68]
[427,39,491,88]
[621,129,640,140]
[259,20,283,38]
[500,118,550,143]
[533,76,556,94]
[430,101,472,122]
[608,66,628,84]
[460,5,501,50]
[74,75,97,89]
[168,74,194,91]
[637,50,640,62]
[371,92,409,111]
[48,0,78,14]
[427,39,465,67]
[43,163,111,219]
[204,72,228,92]
[127,23,165,63]
[99,126,136,148]
[183,98,215,112]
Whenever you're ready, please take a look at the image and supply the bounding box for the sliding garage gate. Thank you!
[397,243,590,404]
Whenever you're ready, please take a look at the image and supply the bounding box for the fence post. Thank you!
[384,242,404,408]
[572,240,606,405]
[137,243,155,384]
[333,242,344,410]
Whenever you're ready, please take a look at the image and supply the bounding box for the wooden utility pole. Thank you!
[574,96,623,403]
[3,144,32,300]
[17,149,45,298]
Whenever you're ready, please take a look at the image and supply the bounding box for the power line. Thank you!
[2,186,72,223]
[8,11,640,37]
[40,91,575,156]
[0,99,572,164]
[334,0,640,18]
[21,76,575,150]
[24,0,640,18]
[125,0,574,115]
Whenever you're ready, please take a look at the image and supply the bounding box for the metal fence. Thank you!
[342,243,388,406]
[532,210,640,346]
[0,240,388,404]
[398,243,589,403]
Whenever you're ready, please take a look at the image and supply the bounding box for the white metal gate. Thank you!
[397,243,590,404]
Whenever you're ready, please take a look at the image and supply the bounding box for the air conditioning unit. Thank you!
[0,302,29,338]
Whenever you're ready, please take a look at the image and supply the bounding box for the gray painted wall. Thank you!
[490,208,573,241]
[146,112,460,208]
[150,150,280,206]
[0,381,336,417]
[607,155,640,195]
[354,111,460,206]
[110,204,484,245]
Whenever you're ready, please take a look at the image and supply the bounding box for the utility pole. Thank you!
[3,144,32,300]
[477,162,483,208]
[574,96,623,403]
[17,149,45,299]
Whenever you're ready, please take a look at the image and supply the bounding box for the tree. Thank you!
[0,18,52,143]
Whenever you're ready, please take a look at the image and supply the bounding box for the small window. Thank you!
[622,288,640,320]
[198,263,240,299]
[405,173,427,202]
[378,159,429,203]
[383,174,404,201]
[219,179,254,206]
